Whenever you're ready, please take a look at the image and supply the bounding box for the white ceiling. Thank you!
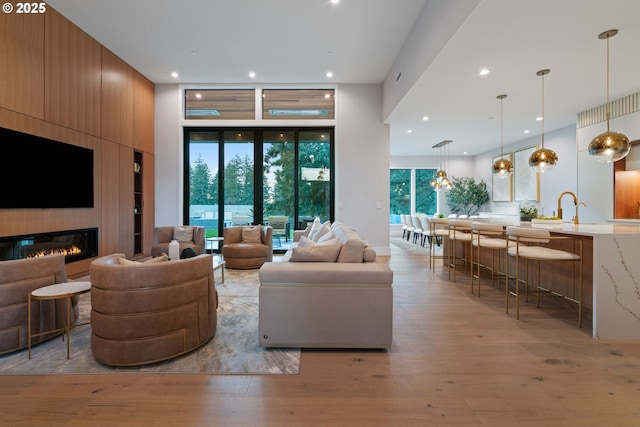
[46,0,640,157]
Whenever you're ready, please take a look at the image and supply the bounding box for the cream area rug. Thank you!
[390,237,436,256]
[0,268,300,375]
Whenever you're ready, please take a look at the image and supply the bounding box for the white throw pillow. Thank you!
[316,231,337,245]
[242,226,262,243]
[297,235,317,247]
[173,226,194,243]
[307,218,322,240]
[311,221,331,242]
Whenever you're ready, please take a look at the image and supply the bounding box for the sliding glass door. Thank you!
[184,127,334,251]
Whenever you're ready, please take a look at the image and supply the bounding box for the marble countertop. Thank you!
[472,216,640,236]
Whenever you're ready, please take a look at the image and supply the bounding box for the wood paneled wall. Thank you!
[0,7,155,275]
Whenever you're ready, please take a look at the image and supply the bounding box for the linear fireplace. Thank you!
[0,228,98,263]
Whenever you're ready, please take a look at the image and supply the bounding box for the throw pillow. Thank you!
[180,247,196,259]
[145,253,169,263]
[242,226,262,243]
[306,218,322,240]
[316,230,336,244]
[311,221,331,242]
[289,244,342,262]
[173,226,194,243]
[297,235,317,247]
[117,257,141,265]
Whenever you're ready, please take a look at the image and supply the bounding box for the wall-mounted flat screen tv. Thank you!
[0,127,94,208]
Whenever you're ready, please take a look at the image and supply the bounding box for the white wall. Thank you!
[154,84,183,226]
[335,85,391,255]
[154,83,391,255]
[472,125,578,218]
[576,109,640,222]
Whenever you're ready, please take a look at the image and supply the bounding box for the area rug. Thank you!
[0,268,300,375]
[391,237,435,256]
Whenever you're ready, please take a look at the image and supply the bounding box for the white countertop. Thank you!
[471,217,640,236]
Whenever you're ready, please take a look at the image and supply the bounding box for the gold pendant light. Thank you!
[430,140,452,191]
[588,29,630,163]
[492,94,514,177]
[528,69,558,173]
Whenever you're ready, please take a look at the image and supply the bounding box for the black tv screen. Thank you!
[1,127,94,208]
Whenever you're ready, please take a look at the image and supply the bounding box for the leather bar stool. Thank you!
[505,226,584,327]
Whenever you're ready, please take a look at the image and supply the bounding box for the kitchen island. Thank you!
[462,216,640,339]
[544,222,640,339]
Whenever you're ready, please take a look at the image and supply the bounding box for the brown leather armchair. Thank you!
[89,253,218,366]
[151,226,205,258]
[0,254,79,355]
[222,226,273,269]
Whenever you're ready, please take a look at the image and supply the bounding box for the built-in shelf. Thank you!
[134,151,143,254]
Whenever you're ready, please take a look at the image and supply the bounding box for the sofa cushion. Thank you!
[242,226,262,243]
[362,241,377,262]
[331,222,365,263]
[173,226,193,242]
[290,244,342,262]
[223,242,268,258]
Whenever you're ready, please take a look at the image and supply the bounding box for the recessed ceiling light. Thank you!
[249,71,256,78]
[524,130,530,134]
[536,116,543,121]
[479,68,490,76]
[171,72,179,78]
[331,0,339,4]
[463,151,468,155]
[326,71,333,78]
[422,116,429,121]
[407,129,413,134]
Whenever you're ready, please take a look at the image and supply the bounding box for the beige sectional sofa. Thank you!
[258,220,393,349]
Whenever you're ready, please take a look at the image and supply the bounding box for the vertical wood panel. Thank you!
[614,171,640,219]
[133,70,155,153]
[44,9,101,135]
[102,48,134,146]
[99,140,121,255]
[0,11,44,118]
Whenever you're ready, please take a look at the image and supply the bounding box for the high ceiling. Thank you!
[46,0,640,157]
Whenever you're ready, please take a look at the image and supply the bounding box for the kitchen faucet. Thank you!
[557,191,585,224]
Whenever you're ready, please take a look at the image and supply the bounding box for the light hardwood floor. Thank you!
[2,245,640,426]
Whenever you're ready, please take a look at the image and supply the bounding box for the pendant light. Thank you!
[588,29,630,163]
[430,140,452,191]
[492,94,514,177]
[528,69,558,173]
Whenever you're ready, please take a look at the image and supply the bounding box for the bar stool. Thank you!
[447,219,473,282]
[471,222,514,296]
[505,226,584,327]
[428,217,450,271]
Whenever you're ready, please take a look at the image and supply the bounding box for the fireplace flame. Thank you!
[28,245,82,258]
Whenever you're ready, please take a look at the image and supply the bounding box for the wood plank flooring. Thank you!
[2,245,640,426]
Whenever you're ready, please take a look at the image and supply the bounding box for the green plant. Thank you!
[445,177,490,216]
[519,206,539,218]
